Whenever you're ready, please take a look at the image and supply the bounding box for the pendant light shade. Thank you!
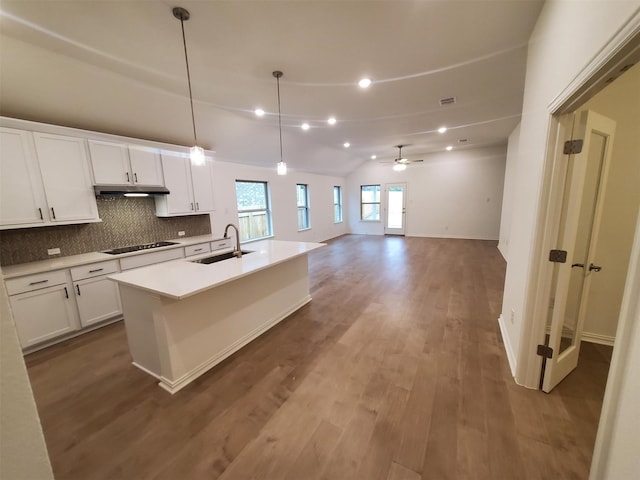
[173,7,205,166]
[273,70,287,175]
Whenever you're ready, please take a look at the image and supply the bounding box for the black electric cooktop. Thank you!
[103,241,179,255]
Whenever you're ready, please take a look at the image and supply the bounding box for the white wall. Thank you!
[497,123,520,260]
[211,161,348,243]
[0,268,54,480]
[346,145,506,240]
[498,1,640,383]
[578,63,640,343]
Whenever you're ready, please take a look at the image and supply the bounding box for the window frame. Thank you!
[296,183,310,231]
[235,180,273,242]
[333,185,343,223]
[360,184,381,222]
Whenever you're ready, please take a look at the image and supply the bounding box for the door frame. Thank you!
[383,183,407,235]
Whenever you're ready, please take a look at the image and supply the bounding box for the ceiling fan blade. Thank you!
[409,159,424,163]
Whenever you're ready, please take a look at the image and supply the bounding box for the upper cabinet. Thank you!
[88,140,164,187]
[155,153,215,217]
[0,128,100,229]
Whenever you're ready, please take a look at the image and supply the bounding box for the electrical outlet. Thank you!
[510,308,515,324]
[47,248,61,255]
[178,231,186,237]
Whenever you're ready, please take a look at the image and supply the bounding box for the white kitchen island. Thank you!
[108,239,324,394]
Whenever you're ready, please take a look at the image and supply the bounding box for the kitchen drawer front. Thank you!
[120,248,184,271]
[70,260,119,281]
[211,238,232,252]
[5,269,68,296]
[185,243,211,257]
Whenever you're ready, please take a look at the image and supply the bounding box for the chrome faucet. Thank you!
[223,223,242,258]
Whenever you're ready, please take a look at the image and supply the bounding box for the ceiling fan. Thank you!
[381,145,424,171]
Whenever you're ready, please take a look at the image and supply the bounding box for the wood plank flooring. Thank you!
[25,235,612,479]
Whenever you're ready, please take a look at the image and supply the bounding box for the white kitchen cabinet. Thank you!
[70,260,122,327]
[0,127,47,227]
[155,152,215,216]
[32,132,100,223]
[6,271,80,349]
[89,140,164,187]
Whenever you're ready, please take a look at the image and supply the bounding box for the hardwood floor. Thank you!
[25,235,611,479]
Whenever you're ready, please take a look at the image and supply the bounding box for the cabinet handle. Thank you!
[64,287,69,299]
[76,284,81,296]
[89,268,104,273]
[191,202,194,211]
[196,202,200,211]
[29,279,49,286]
[51,207,56,219]
[194,248,203,252]
[218,243,226,247]
[38,207,43,220]
[134,172,138,183]
[126,172,130,182]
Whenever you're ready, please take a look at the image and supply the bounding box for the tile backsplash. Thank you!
[0,196,211,266]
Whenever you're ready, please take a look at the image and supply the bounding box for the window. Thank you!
[297,183,310,230]
[360,185,381,221]
[235,180,272,241]
[333,186,343,223]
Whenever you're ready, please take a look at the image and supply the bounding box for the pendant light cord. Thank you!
[179,17,198,146]
[276,75,284,163]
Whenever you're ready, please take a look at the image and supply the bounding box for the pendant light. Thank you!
[173,7,205,166]
[273,70,287,175]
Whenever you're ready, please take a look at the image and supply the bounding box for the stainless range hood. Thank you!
[94,185,170,196]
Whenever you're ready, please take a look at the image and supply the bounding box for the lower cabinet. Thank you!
[73,276,122,327]
[9,283,80,349]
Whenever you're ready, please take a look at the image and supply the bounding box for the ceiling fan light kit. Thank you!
[173,6,205,167]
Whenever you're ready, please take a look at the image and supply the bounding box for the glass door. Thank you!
[384,183,406,235]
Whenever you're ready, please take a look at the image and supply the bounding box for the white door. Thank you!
[542,110,616,392]
[191,160,215,212]
[384,183,406,235]
[160,152,194,214]
[74,276,122,327]
[128,147,164,186]
[33,132,99,222]
[88,140,131,185]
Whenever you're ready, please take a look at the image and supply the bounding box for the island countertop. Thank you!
[108,239,325,300]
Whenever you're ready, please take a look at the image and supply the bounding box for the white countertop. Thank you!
[1,234,225,279]
[108,240,325,300]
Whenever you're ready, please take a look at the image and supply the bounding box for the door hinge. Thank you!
[563,139,583,154]
[549,249,567,263]
[537,344,554,359]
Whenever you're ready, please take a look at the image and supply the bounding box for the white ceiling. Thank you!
[0,1,543,176]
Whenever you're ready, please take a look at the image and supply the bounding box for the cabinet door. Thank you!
[159,152,194,214]
[74,276,122,327]
[88,140,131,185]
[0,127,46,227]
[129,147,164,186]
[191,161,215,212]
[33,132,99,222]
[9,284,79,348]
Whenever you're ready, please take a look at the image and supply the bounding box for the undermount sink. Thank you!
[191,250,253,265]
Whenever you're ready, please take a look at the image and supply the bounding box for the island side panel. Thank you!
[155,254,311,393]
[118,284,165,378]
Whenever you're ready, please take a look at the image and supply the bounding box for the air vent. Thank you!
[458,139,468,144]
[439,96,456,106]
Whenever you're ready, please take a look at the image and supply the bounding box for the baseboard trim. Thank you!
[581,332,616,346]
[498,314,517,377]
[497,243,508,261]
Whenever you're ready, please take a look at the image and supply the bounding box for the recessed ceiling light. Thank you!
[301,123,310,131]
[328,117,337,125]
[358,78,371,89]
[254,108,265,117]
[344,142,350,148]
[370,155,377,160]
[446,145,453,151]
[438,127,447,134]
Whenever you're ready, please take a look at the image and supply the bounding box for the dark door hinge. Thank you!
[537,344,554,359]
[549,249,567,263]
[564,139,583,154]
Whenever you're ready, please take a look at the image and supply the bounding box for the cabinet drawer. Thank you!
[211,238,233,252]
[120,248,184,271]
[185,243,211,257]
[70,260,119,281]
[5,269,68,296]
